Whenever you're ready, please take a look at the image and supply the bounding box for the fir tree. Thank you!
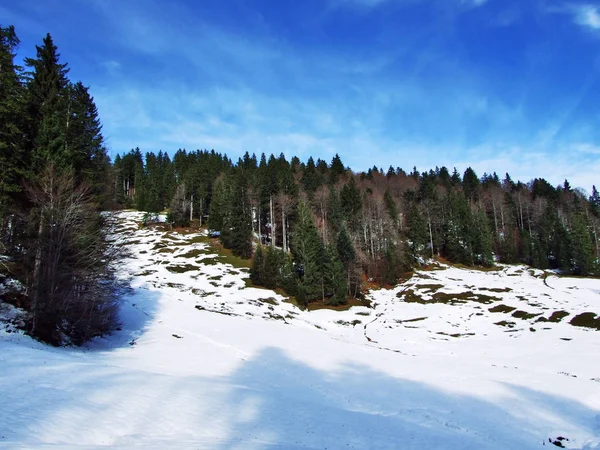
[323,244,347,305]
[250,245,265,286]
[291,202,323,305]
[25,33,70,174]
[0,25,26,219]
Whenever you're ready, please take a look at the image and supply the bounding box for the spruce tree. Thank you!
[291,202,323,305]
[0,25,26,220]
[25,33,70,173]
[570,213,595,275]
[250,244,265,286]
[323,244,347,305]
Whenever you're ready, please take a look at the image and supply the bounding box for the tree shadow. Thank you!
[84,285,162,350]
[2,341,599,449]
[214,347,600,449]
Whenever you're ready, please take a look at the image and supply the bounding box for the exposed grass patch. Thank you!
[260,297,279,306]
[437,331,475,338]
[157,247,175,254]
[209,275,223,281]
[495,320,516,328]
[191,288,215,297]
[306,297,372,312]
[401,289,499,305]
[265,312,288,322]
[482,287,512,293]
[135,270,157,277]
[356,311,371,316]
[396,316,427,323]
[537,311,570,323]
[336,319,362,327]
[166,264,199,274]
[176,249,207,259]
[417,284,444,293]
[569,312,600,330]
[489,304,517,313]
[512,310,541,320]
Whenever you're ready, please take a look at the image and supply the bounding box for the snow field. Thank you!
[1,210,599,449]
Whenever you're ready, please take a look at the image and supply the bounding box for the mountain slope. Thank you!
[1,211,599,449]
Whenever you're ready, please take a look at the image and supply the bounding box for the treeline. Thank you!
[0,26,118,344]
[114,148,600,306]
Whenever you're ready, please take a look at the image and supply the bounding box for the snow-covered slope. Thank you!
[1,211,599,449]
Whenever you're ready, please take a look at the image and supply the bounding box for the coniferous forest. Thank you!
[2,26,600,343]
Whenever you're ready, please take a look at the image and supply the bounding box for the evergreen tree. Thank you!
[570,213,595,275]
[0,25,26,220]
[323,244,347,305]
[227,171,252,258]
[250,244,265,286]
[406,203,428,258]
[25,33,70,174]
[291,202,323,305]
[208,177,228,231]
[340,176,361,229]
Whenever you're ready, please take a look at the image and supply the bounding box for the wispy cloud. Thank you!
[572,4,600,31]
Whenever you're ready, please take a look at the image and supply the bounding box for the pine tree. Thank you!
[25,33,71,174]
[250,244,265,286]
[406,203,428,258]
[291,202,323,305]
[0,26,26,220]
[323,244,347,305]
[227,171,252,258]
[471,209,493,266]
[570,213,595,275]
[263,246,281,289]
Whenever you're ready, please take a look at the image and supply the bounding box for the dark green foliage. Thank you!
[381,241,410,286]
[0,28,119,345]
[570,213,595,275]
[462,167,479,203]
[407,203,428,258]
[250,245,265,286]
[0,26,26,219]
[291,202,323,305]
[329,153,345,184]
[263,246,282,289]
[323,244,347,305]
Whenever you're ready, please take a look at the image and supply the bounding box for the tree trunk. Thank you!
[282,209,287,253]
[190,194,194,223]
[270,195,275,247]
[31,213,44,335]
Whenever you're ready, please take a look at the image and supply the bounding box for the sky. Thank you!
[2,0,600,191]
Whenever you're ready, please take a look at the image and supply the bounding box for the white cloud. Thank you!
[571,4,600,32]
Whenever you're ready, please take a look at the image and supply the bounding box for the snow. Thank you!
[1,210,600,449]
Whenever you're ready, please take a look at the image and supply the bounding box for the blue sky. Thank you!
[2,0,600,191]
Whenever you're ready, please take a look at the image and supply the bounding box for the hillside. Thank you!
[1,210,600,449]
